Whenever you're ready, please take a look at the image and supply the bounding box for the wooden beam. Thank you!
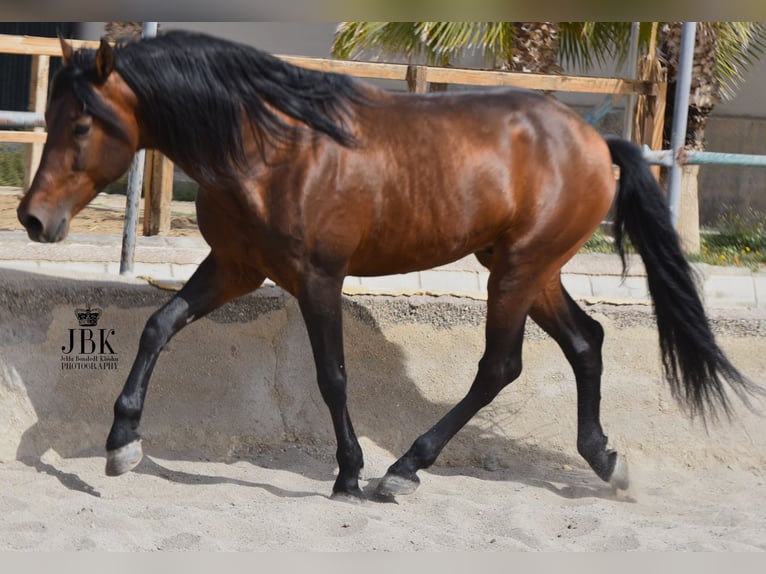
[0,130,47,144]
[278,54,408,81]
[423,67,657,96]
[24,54,49,189]
[281,54,656,96]
[142,151,174,236]
[0,33,99,57]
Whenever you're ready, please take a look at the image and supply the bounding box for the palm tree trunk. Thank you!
[506,23,562,73]
[103,22,144,42]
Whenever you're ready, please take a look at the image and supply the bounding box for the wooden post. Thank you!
[640,81,667,180]
[406,65,428,94]
[142,150,174,236]
[23,54,49,189]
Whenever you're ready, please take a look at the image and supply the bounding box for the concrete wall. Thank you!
[698,115,766,224]
[2,268,765,476]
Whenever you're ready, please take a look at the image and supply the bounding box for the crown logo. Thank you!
[75,305,102,327]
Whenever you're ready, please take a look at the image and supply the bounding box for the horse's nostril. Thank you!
[20,211,44,242]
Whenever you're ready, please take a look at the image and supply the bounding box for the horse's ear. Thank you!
[59,32,73,65]
[94,38,115,82]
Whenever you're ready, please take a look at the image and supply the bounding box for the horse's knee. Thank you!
[474,353,522,406]
[481,352,522,382]
[139,308,177,352]
[317,364,348,406]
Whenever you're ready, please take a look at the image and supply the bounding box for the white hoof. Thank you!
[105,440,143,477]
[609,453,630,491]
[375,473,420,498]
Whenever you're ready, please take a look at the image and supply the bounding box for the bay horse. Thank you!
[17,31,760,502]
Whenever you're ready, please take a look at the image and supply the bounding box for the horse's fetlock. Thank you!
[409,435,439,468]
[577,431,608,459]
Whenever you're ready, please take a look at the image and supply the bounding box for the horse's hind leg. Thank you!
[377,255,546,497]
[297,270,364,502]
[105,254,264,476]
[529,276,629,490]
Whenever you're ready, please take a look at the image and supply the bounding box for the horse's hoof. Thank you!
[609,453,630,491]
[105,440,143,477]
[375,472,420,498]
[330,490,365,505]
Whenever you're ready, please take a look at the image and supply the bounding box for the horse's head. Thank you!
[17,37,141,242]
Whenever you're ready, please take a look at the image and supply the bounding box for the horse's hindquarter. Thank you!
[341,89,615,277]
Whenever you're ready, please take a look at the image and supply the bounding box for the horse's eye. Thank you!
[74,123,91,137]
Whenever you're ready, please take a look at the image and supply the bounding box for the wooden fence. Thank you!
[0,33,665,236]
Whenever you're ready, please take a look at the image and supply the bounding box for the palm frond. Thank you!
[332,22,438,63]
[713,22,766,100]
[558,22,622,70]
[333,22,519,67]
[417,21,480,64]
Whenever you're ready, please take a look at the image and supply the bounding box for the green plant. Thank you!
[579,212,766,271]
[102,174,129,195]
[581,228,615,254]
[0,144,25,187]
[172,181,198,202]
[696,209,766,270]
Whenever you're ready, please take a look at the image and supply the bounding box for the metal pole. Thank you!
[119,150,145,275]
[141,21,158,39]
[666,22,696,228]
[622,22,640,141]
[685,150,766,167]
[119,22,158,276]
[643,147,766,168]
[0,111,45,128]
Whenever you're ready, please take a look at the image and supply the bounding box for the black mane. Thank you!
[58,31,368,180]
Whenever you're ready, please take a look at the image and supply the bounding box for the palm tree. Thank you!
[332,22,562,73]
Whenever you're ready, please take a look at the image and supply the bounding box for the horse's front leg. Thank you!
[297,271,364,502]
[105,254,263,476]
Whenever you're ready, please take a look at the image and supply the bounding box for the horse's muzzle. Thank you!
[17,201,69,243]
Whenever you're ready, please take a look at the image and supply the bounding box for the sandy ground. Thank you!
[3,309,766,552]
[3,189,766,552]
[1,440,764,551]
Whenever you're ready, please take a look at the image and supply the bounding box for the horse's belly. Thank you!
[347,230,493,277]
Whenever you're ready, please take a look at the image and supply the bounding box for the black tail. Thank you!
[606,136,762,422]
